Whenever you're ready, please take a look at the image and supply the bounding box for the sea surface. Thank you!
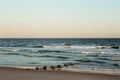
[0,38,120,74]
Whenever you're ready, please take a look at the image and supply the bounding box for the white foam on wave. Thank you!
[70,46,96,49]
[31,50,39,53]
[64,51,108,54]
[12,49,20,52]
[81,51,107,54]
[43,45,70,48]
[70,51,118,54]
[42,45,97,49]
[43,45,51,48]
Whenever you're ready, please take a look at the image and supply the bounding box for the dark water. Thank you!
[0,38,120,73]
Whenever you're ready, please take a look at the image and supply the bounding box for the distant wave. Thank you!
[0,44,119,50]
[98,57,120,62]
[35,50,66,53]
[23,54,70,59]
[0,48,20,52]
[43,45,96,49]
[31,49,119,54]
[0,49,118,55]
[0,52,20,56]
[31,45,119,50]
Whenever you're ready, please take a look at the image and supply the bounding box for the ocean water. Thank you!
[0,38,120,73]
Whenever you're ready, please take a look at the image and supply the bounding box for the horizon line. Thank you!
[0,37,119,39]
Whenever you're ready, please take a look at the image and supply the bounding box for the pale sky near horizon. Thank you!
[0,0,120,38]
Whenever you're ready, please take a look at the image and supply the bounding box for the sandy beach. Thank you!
[0,67,120,80]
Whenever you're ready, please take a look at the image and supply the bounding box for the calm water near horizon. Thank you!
[0,38,120,74]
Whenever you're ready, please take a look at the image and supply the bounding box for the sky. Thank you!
[0,0,120,38]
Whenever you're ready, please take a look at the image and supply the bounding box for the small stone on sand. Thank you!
[43,66,47,70]
[50,66,56,70]
[35,67,39,70]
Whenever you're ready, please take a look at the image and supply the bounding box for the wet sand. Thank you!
[0,67,120,80]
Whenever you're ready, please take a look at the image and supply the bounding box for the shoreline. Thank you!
[0,65,120,75]
[0,66,120,80]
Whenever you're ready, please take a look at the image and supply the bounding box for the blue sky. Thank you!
[0,0,119,38]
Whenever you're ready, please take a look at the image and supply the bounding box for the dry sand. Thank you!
[0,67,120,80]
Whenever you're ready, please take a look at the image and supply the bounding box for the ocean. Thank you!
[0,38,120,74]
